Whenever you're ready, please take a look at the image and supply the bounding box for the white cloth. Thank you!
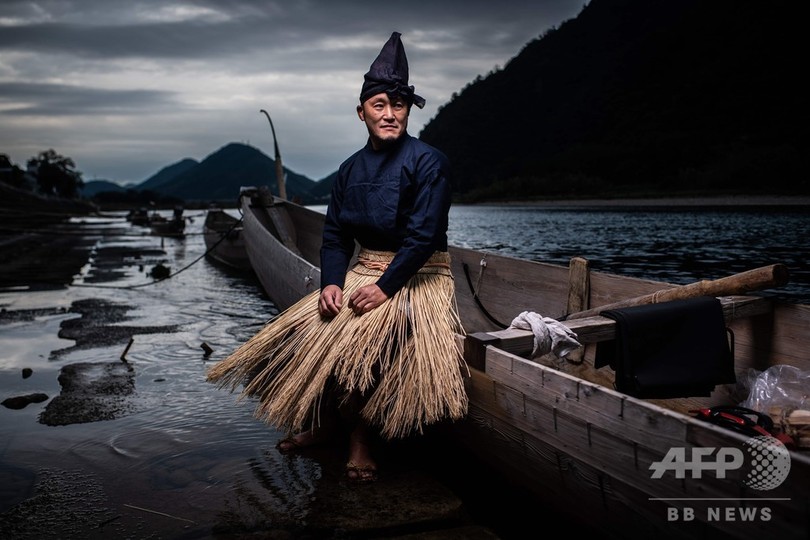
[509,311,582,359]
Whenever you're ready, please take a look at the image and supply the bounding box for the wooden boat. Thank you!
[149,206,185,237]
[202,208,251,271]
[239,186,324,309]
[125,207,150,226]
[236,185,810,540]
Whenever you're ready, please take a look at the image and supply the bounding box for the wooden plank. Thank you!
[566,256,590,314]
[460,295,777,414]
[463,358,810,539]
[242,201,319,310]
[449,246,572,333]
[479,295,773,359]
[565,256,590,365]
[265,205,301,256]
[464,376,788,539]
[285,201,327,266]
[483,348,691,453]
[454,403,703,540]
[771,303,810,369]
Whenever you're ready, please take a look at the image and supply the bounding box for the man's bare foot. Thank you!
[276,429,332,454]
[345,423,377,483]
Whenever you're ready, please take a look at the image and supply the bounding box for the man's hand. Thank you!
[319,284,343,317]
[348,284,388,315]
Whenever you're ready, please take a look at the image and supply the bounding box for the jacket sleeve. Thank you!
[375,153,451,296]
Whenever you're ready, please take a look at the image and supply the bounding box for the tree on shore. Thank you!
[0,154,27,189]
[27,149,84,199]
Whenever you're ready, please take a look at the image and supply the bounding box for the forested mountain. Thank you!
[149,143,318,203]
[138,158,199,191]
[81,143,325,205]
[419,0,804,201]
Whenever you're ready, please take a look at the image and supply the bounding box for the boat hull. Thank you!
[203,209,251,271]
[236,186,810,539]
[240,192,322,308]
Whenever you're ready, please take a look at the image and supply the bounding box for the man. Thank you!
[207,31,468,484]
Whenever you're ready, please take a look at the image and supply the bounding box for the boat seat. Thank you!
[466,295,772,364]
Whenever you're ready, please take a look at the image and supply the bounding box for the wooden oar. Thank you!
[563,263,789,321]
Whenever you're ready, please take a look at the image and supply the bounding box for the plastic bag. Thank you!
[740,364,810,413]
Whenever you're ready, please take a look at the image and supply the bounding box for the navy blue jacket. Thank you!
[320,133,451,297]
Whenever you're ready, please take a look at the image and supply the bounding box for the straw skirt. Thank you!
[206,249,469,440]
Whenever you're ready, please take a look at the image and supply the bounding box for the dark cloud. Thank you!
[0,20,278,60]
[0,82,178,115]
[0,0,586,183]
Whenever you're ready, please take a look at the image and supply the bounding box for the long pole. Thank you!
[562,263,789,320]
[259,109,287,200]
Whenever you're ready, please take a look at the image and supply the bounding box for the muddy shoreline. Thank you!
[0,216,514,539]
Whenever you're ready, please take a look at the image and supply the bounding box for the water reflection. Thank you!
[448,204,810,303]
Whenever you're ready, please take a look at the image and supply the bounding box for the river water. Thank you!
[445,203,810,304]
[0,202,808,539]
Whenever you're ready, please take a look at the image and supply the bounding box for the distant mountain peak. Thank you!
[138,158,199,191]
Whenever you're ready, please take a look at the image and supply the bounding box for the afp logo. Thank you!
[650,436,791,490]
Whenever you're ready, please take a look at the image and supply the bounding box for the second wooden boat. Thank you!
[203,208,251,271]
[149,206,186,237]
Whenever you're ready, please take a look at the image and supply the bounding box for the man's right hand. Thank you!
[319,284,343,317]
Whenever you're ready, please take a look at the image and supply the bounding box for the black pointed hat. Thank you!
[360,31,425,109]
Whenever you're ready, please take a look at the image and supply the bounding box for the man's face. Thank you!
[357,93,409,149]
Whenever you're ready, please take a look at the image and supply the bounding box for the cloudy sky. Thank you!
[0,0,586,185]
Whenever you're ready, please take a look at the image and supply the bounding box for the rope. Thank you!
[70,214,244,290]
[462,261,508,329]
[357,256,451,272]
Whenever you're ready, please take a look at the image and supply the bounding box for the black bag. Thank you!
[594,296,735,398]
